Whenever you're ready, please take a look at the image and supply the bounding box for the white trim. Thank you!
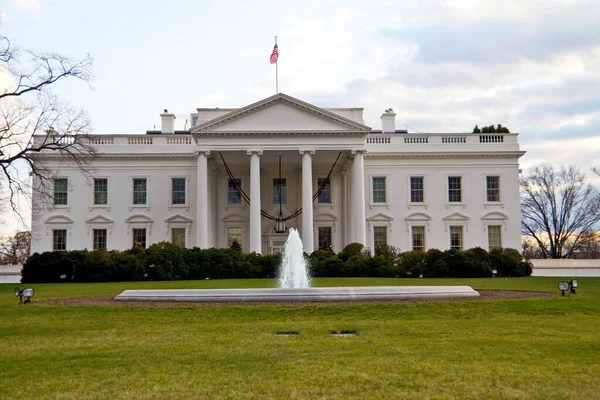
[165,214,193,247]
[407,175,427,208]
[405,212,432,251]
[50,177,70,211]
[314,176,334,207]
[369,174,390,208]
[445,174,465,208]
[483,173,504,207]
[89,176,112,211]
[85,215,114,236]
[168,175,190,211]
[129,176,151,211]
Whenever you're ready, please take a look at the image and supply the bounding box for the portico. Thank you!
[190,93,371,254]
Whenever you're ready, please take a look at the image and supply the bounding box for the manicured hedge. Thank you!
[21,242,531,283]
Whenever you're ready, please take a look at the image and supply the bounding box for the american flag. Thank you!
[270,44,279,64]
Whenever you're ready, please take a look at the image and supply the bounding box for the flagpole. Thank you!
[275,36,279,93]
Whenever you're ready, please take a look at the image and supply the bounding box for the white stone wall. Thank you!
[362,156,521,252]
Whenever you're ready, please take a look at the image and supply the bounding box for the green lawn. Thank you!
[1,277,599,399]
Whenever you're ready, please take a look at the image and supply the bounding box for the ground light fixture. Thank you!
[14,287,35,304]
[558,281,570,296]
[570,279,578,294]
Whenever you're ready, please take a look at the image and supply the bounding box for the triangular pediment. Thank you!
[443,212,470,221]
[45,215,74,224]
[192,93,371,133]
[85,215,114,224]
[165,214,193,223]
[367,212,394,222]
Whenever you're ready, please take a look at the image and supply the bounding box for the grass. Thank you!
[1,277,599,399]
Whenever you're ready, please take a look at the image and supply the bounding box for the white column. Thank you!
[196,150,210,249]
[299,149,315,253]
[351,149,367,247]
[247,150,263,254]
[341,165,348,247]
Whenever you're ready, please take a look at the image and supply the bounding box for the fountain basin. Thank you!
[114,286,479,302]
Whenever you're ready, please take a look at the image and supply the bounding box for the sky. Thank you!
[1,0,600,234]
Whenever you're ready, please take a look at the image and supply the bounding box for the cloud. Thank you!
[11,0,41,13]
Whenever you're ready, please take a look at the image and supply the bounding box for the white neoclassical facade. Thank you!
[30,93,525,255]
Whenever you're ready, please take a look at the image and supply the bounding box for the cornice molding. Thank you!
[195,130,368,137]
[365,151,526,159]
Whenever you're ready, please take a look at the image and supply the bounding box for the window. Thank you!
[317,178,331,204]
[488,225,502,250]
[133,179,147,205]
[448,176,462,203]
[53,229,67,251]
[94,179,108,205]
[318,226,332,250]
[93,229,107,250]
[412,226,425,251]
[450,226,463,250]
[132,228,147,248]
[373,226,387,254]
[172,228,186,247]
[410,177,424,203]
[54,179,68,205]
[372,177,386,203]
[228,179,241,204]
[227,227,242,247]
[486,176,500,202]
[272,240,286,254]
[273,178,287,204]
[171,178,186,205]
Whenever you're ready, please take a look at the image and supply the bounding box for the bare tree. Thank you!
[0,34,96,221]
[0,230,30,264]
[521,164,600,258]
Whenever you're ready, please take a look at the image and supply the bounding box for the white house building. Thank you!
[30,93,525,255]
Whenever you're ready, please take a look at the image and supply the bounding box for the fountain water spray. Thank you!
[278,228,311,288]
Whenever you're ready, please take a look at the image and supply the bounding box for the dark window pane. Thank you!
[132,228,146,248]
[54,179,68,205]
[94,179,108,205]
[317,178,331,204]
[486,176,500,202]
[172,178,186,204]
[228,179,241,204]
[318,226,332,250]
[53,229,67,251]
[93,229,107,250]
[410,177,424,203]
[133,179,147,205]
[273,178,287,204]
[448,177,462,202]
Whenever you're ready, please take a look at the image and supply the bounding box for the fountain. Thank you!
[279,228,311,289]
[115,228,480,302]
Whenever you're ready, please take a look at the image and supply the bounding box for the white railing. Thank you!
[479,135,504,143]
[128,137,153,145]
[404,136,429,144]
[92,136,114,145]
[442,135,466,144]
[366,136,391,144]
[363,133,517,148]
[166,136,193,145]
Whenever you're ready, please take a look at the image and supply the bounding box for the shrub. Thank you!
[21,243,528,282]
[490,248,531,277]
[339,243,366,262]
[400,251,426,276]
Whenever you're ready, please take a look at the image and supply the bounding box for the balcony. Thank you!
[365,133,521,153]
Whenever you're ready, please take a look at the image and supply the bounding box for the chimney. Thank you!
[160,109,176,134]
[381,108,396,133]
